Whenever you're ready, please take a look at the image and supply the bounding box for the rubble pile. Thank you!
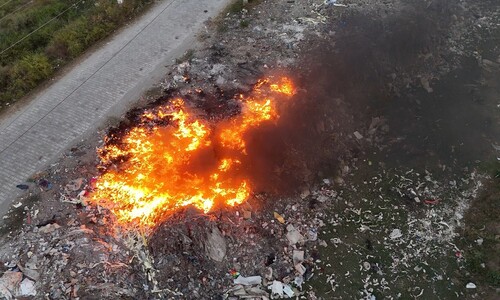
[146,195,330,299]
[0,205,148,299]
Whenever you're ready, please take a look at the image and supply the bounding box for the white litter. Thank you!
[271,280,284,297]
[389,228,403,240]
[466,282,477,289]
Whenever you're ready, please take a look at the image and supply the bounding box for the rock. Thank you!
[17,278,36,297]
[316,195,329,203]
[18,266,40,281]
[0,285,12,300]
[246,286,268,297]
[300,188,310,199]
[476,238,483,246]
[292,250,304,264]
[466,282,477,289]
[204,226,227,262]
[39,223,61,234]
[229,284,246,296]
[0,271,23,299]
[243,210,252,219]
[482,59,499,72]
[420,77,433,93]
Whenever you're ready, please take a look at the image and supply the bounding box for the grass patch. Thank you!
[224,0,263,14]
[0,0,154,110]
[175,49,195,64]
[225,0,246,14]
[213,0,262,32]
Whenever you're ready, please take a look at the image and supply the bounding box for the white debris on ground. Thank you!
[312,166,489,299]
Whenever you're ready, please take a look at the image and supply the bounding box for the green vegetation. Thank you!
[239,19,250,28]
[0,193,40,235]
[0,0,153,109]
[175,49,195,64]
[224,0,262,15]
[214,0,261,35]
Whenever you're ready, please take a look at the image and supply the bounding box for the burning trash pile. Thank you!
[89,77,295,229]
[83,76,339,298]
[0,70,346,299]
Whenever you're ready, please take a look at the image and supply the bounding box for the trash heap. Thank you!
[308,166,489,299]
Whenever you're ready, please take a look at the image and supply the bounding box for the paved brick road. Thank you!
[0,0,230,212]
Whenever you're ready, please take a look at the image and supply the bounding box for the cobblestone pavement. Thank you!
[0,0,230,213]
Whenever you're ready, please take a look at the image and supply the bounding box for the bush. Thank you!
[9,53,53,97]
[0,0,154,107]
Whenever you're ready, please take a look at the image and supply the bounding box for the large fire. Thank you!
[90,77,295,228]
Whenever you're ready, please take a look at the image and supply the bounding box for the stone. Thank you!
[286,225,304,245]
[19,266,40,281]
[292,250,304,264]
[204,226,227,262]
[0,271,23,299]
[39,223,61,234]
[17,278,36,297]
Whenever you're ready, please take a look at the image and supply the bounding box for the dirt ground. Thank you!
[0,0,498,299]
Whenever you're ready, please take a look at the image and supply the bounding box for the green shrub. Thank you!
[0,0,154,107]
[9,53,53,95]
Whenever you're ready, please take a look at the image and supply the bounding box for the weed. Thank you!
[240,19,250,28]
[175,49,195,64]
[0,193,41,235]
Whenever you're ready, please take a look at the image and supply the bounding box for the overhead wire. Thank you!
[0,0,178,156]
[0,0,14,9]
[0,0,33,23]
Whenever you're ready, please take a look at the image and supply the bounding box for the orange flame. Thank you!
[89,77,295,228]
